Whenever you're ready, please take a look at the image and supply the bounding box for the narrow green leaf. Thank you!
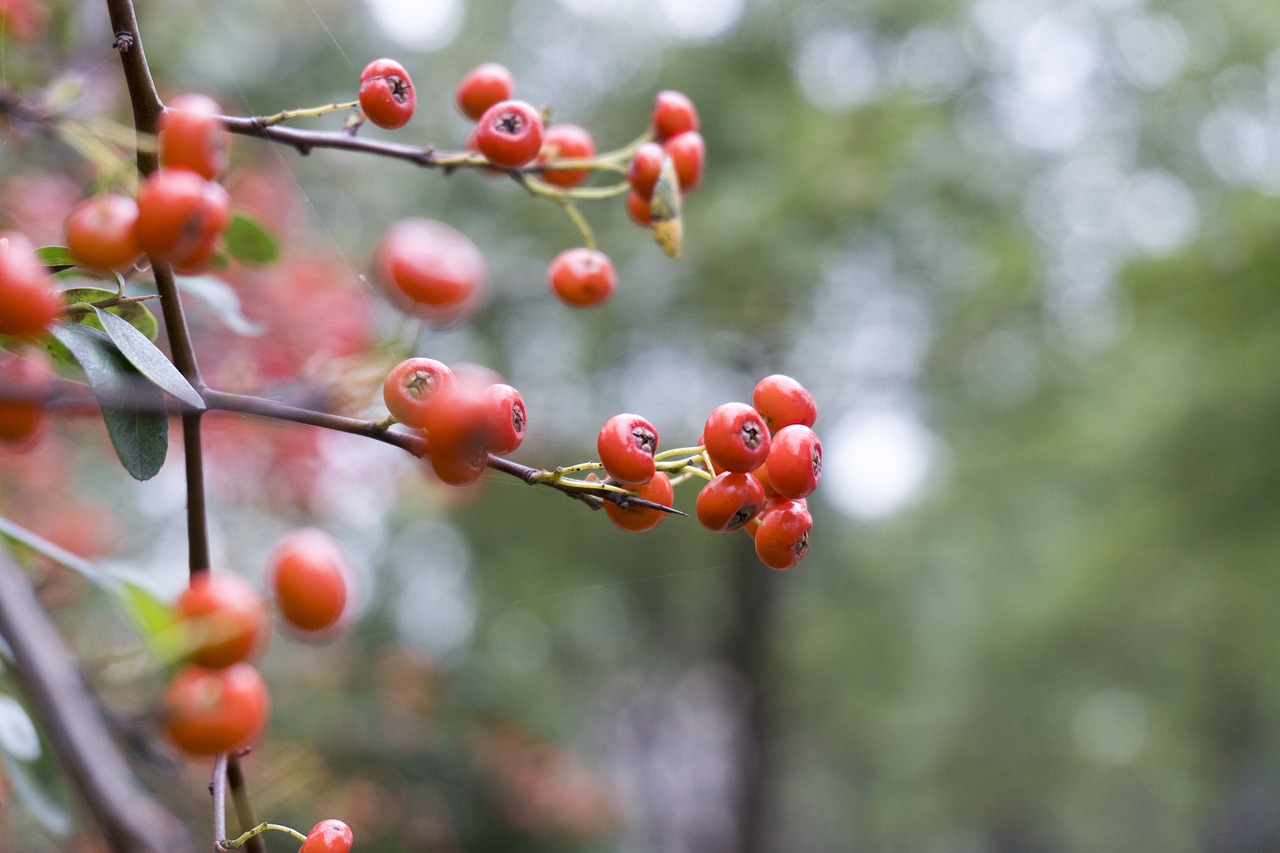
[0,515,102,582]
[650,155,684,260]
[108,580,186,663]
[34,245,77,268]
[92,308,204,410]
[176,274,265,336]
[61,287,158,341]
[225,212,280,265]
[48,322,169,481]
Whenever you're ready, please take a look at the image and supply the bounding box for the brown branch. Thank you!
[0,551,197,853]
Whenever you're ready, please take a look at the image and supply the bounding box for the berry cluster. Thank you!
[625,90,706,228]
[382,356,526,486]
[160,529,351,757]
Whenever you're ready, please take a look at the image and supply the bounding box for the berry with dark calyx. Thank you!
[703,402,770,473]
[696,471,766,534]
[474,99,544,169]
[625,191,652,228]
[374,218,487,325]
[537,123,596,188]
[752,374,817,430]
[597,413,658,486]
[176,570,269,668]
[158,93,229,180]
[651,90,699,140]
[764,424,822,499]
[383,357,456,427]
[0,349,51,446]
[267,528,350,633]
[626,142,664,200]
[0,232,60,337]
[484,383,526,455]
[300,819,354,853]
[663,130,705,193]
[358,58,415,130]
[161,662,270,757]
[548,247,616,308]
[456,62,515,122]
[753,498,812,570]
[64,194,141,272]
[134,168,231,271]
[604,471,674,533]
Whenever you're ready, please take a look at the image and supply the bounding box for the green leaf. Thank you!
[34,245,77,269]
[108,580,185,663]
[47,322,169,481]
[176,274,265,336]
[92,308,204,410]
[0,690,71,838]
[61,287,158,341]
[650,154,684,260]
[0,515,102,583]
[224,212,280,265]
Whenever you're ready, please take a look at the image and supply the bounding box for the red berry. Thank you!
[484,383,526,455]
[421,385,491,487]
[161,662,270,757]
[752,374,817,430]
[375,218,487,325]
[604,471,673,533]
[703,402,770,473]
[383,357,456,427]
[0,348,51,446]
[175,571,269,669]
[764,424,822,500]
[547,247,616,308]
[537,123,596,188]
[64,194,141,272]
[456,62,515,122]
[663,131,705,193]
[626,142,664,200]
[625,191,652,228]
[474,100,545,169]
[597,413,658,486]
[134,168,231,271]
[0,232,60,337]
[651,90,699,141]
[300,819,354,853]
[267,528,350,633]
[158,94,229,180]
[753,498,812,570]
[358,58,415,130]
[696,471,766,534]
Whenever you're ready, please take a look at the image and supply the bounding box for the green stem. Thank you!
[257,99,359,127]
[223,822,307,848]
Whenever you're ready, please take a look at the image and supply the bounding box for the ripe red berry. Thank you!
[176,571,269,669]
[161,662,270,757]
[358,58,416,130]
[383,357,456,427]
[663,131,705,193]
[626,142,664,200]
[753,498,812,570]
[604,471,674,533]
[300,819,354,853]
[375,218,487,325]
[703,402,770,473]
[696,471,766,534]
[474,99,545,169]
[456,62,515,122]
[651,90,699,141]
[64,194,141,272]
[547,247,616,308]
[597,413,658,486]
[752,374,817,430]
[134,168,231,271]
[158,93,230,180]
[0,349,51,446]
[484,383,526,455]
[421,385,491,487]
[625,191,652,228]
[267,528,351,633]
[764,424,822,500]
[0,232,60,337]
[537,123,596,188]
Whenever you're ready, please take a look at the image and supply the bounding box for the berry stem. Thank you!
[222,822,308,849]
[255,99,360,127]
